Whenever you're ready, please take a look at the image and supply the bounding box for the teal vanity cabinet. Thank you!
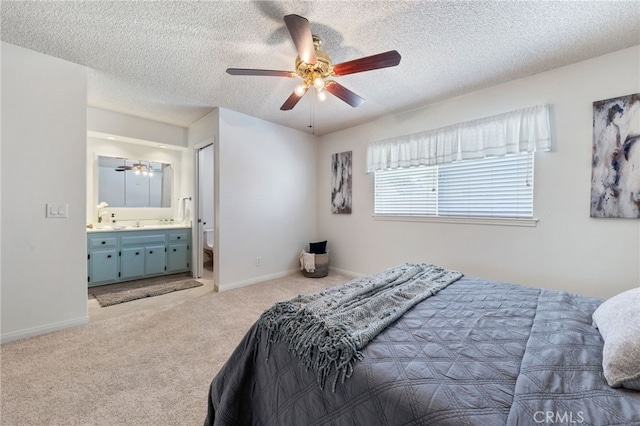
[87,227,191,287]
[120,246,145,281]
[87,236,119,285]
[167,230,190,273]
[120,233,167,280]
[145,245,167,276]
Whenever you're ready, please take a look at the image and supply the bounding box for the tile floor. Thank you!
[88,262,215,321]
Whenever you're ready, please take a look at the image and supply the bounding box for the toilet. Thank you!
[203,228,214,256]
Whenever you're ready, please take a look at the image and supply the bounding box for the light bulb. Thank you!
[294,84,306,97]
[317,90,327,102]
[135,170,140,175]
[313,77,325,90]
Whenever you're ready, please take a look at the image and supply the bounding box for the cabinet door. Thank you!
[167,243,190,273]
[120,247,145,280]
[145,245,166,276]
[89,249,119,286]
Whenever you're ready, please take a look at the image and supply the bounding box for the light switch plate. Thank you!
[46,203,68,218]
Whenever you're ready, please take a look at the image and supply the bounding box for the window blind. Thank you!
[374,152,534,218]
[374,167,437,216]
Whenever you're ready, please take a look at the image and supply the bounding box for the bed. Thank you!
[205,263,640,425]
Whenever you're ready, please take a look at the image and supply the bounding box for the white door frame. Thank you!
[193,138,214,278]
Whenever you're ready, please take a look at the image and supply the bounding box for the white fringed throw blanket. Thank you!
[257,263,463,391]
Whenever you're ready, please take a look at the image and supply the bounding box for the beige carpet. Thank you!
[1,272,350,426]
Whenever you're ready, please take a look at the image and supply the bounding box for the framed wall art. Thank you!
[331,151,352,214]
[590,93,640,218]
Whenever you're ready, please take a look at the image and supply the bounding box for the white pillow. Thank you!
[592,287,640,390]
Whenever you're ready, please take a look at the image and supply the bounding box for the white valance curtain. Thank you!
[366,105,551,172]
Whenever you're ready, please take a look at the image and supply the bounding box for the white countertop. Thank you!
[87,224,191,233]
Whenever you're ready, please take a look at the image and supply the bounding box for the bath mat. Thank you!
[90,274,203,307]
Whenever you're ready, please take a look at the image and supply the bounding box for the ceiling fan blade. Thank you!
[332,50,401,76]
[280,87,308,111]
[284,14,317,65]
[325,81,365,107]
[226,68,296,77]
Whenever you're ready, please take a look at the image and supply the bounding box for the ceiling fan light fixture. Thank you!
[295,84,307,97]
[317,90,327,102]
[313,76,325,91]
[131,161,151,176]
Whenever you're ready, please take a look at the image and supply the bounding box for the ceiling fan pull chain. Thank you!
[309,92,314,134]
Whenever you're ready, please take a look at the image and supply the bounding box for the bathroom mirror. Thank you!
[97,156,172,208]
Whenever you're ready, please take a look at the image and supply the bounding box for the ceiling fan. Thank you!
[226,14,401,111]
[115,161,153,176]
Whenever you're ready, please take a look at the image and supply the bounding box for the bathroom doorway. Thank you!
[196,142,214,280]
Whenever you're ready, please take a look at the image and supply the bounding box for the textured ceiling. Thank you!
[2,1,640,136]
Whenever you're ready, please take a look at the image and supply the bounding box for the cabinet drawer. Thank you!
[168,231,190,243]
[89,237,117,249]
[121,234,166,246]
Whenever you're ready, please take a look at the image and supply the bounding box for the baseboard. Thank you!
[329,266,363,278]
[217,269,299,292]
[216,267,362,292]
[1,316,89,344]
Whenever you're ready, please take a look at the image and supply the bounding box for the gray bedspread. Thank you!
[205,276,640,425]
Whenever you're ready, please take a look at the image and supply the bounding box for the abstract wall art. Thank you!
[331,151,352,214]
[591,93,640,218]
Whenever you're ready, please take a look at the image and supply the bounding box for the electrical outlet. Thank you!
[255,256,262,267]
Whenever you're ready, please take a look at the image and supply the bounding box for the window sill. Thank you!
[372,215,538,227]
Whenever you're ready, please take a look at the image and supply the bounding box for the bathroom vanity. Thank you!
[87,226,191,287]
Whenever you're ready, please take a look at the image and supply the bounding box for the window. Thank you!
[374,152,534,219]
[367,105,549,224]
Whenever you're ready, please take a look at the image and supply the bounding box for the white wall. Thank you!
[217,108,318,290]
[317,45,640,299]
[188,108,218,148]
[87,107,187,148]
[1,42,88,342]
[187,109,218,279]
